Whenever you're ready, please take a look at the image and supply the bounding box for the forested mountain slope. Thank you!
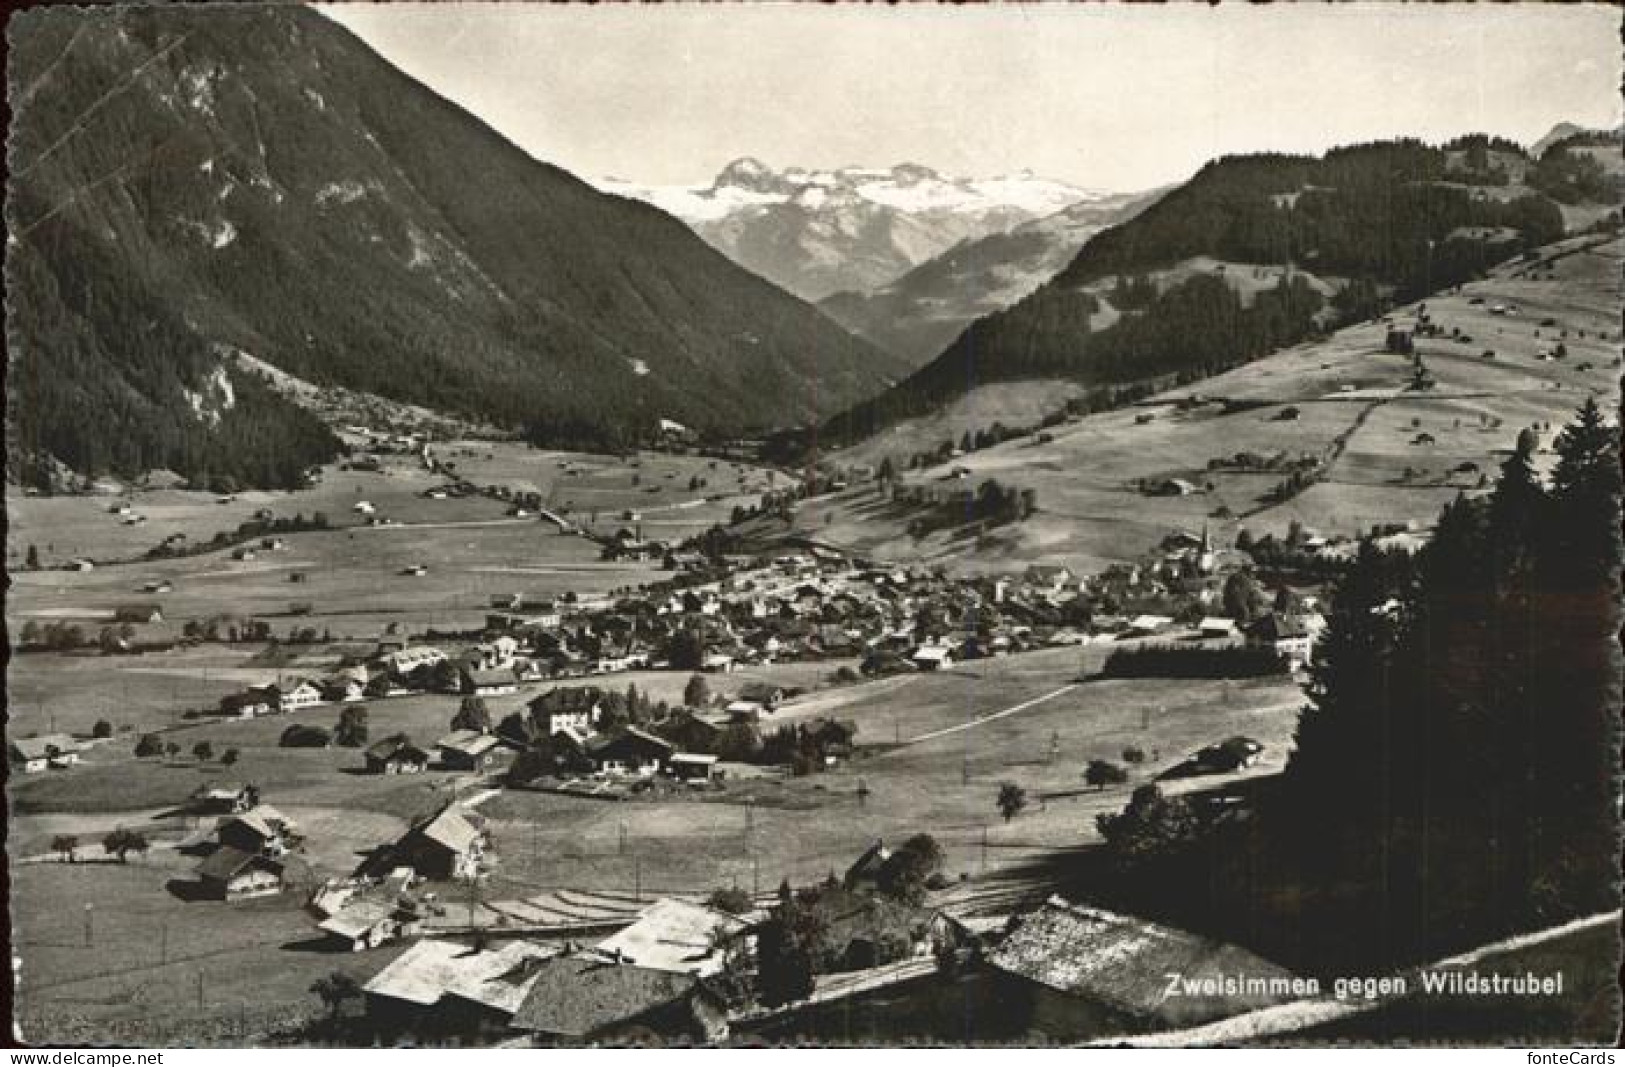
[818,137,1613,445]
[7,5,896,489]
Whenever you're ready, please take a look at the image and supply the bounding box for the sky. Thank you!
[319,3,1623,193]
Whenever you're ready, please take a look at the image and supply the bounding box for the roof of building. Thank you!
[588,727,675,758]
[1198,617,1238,632]
[367,734,428,762]
[508,954,701,1036]
[364,937,561,1013]
[592,899,744,976]
[221,805,295,841]
[986,896,1299,1026]
[10,734,81,760]
[318,899,398,940]
[435,730,501,757]
[1128,614,1174,631]
[529,686,605,714]
[195,845,282,882]
[411,805,484,855]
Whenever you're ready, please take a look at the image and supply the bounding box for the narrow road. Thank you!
[903,684,1079,745]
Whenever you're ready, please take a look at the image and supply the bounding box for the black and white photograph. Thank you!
[4,0,1621,1050]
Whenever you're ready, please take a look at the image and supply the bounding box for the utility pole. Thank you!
[980,826,988,872]
[83,903,93,948]
[634,855,642,903]
[752,855,760,898]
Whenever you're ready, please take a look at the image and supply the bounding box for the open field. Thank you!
[813,236,1622,573]
[11,861,408,1046]
[476,647,1302,899]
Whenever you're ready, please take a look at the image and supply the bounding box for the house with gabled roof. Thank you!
[984,896,1303,1035]
[216,805,299,858]
[194,846,284,901]
[365,734,431,775]
[9,734,82,774]
[435,730,504,773]
[586,728,674,777]
[508,953,729,1044]
[364,937,562,1040]
[593,899,745,976]
[359,804,487,881]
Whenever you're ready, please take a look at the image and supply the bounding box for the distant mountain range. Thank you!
[818,189,1166,364]
[7,5,901,489]
[820,135,1612,445]
[599,160,1108,303]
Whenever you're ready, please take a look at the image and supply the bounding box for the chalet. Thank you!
[1189,736,1265,774]
[216,805,299,857]
[8,734,82,774]
[911,645,954,671]
[280,678,325,712]
[190,781,258,815]
[353,500,376,515]
[366,735,432,775]
[322,675,368,704]
[528,687,604,736]
[508,954,729,1045]
[984,897,1303,1035]
[843,839,893,892]
[360,804,487,881]
[1244,613,1315,668]
[141,580,174,594]
[652,713,723,755]
[460,666,519,697]
[668,752,721,783]
[436,730,504,772]
[1197,616,1239,640]
[593,899,745,976]
[66,559,95,572]
[194,847,285,901]
[231,547,257,562]
[587,728,674,777]
[318,896,425,952]
[364,937,562,1040]
[220,689,276,719]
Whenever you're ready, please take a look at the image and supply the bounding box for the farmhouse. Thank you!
[508,954,729,1045]
[366,735,431,775]
[322,675,368,703]
[1197,616,1239,640]
[190,781,258,814]
[361,804,487,882]
[364,937,562,1040]
[1125,615,1174,637]
[984,897,1302,1033]
[8,734,82,774]
[586,728,674,777]
[436,730,503,772]
[1244,613,1315,668]
[911,645,954,671]
[528,687,604,736]
[593,899,745,976]
[319,896,425,952]
[460,666,519,697]
[193,847,285,901]
[216,805,299,858]
[220,689,276,719]
[278,678,325,712]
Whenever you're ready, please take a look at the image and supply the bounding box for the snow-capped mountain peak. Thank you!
[595,160,1109,301]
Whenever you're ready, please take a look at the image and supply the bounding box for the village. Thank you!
[9,438,1346,1046]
